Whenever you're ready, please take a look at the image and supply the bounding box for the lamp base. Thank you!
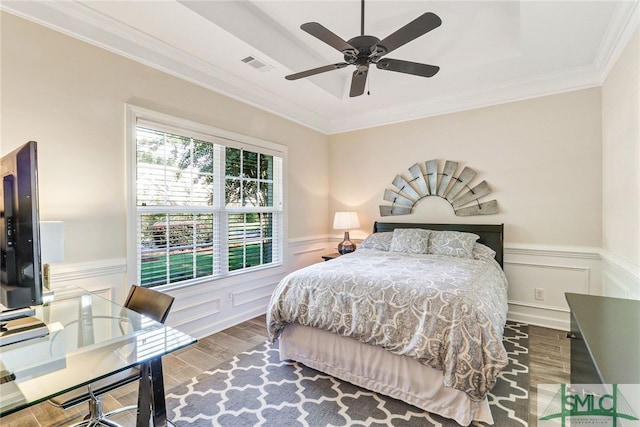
[337,231,356,255]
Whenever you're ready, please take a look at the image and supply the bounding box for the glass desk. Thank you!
[0,286,196,426]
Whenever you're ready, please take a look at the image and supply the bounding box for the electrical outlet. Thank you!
[535,288,545,301]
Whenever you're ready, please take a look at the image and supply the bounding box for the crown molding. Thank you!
[594,0,640,82]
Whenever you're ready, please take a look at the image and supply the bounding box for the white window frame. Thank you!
[125,105,287,291]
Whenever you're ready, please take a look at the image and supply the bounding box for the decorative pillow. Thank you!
[389,228,431,254]
[359,232,394,251]
[473,242,496,261]
[428,230,479,259]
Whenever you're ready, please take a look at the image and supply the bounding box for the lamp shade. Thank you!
[333,212,360,230]
[40,221,65,264]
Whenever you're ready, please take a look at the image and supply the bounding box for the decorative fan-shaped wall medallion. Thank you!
[379,159,499,217]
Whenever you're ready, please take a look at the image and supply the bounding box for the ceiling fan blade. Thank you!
[375,12,442,56]
[376,58,439,77]
[285,63,349,80]
[349,67,369,97]
[301,22,358,55]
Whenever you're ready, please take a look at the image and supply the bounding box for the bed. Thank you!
[267,222,508,425]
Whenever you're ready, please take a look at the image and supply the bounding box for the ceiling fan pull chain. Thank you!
[361,0,365,36]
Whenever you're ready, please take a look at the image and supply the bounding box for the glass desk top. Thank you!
[0,286,196,416]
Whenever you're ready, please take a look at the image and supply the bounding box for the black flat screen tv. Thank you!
[1,141,43,310]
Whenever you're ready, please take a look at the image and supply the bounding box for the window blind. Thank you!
[134,122,283,288]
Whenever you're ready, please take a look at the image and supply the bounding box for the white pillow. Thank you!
[473,242,496,261]
[359,232,393,251]
[428,230,479,259]
[389,228,431,254]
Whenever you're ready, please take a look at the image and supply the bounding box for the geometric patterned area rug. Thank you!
[166,322,529,427]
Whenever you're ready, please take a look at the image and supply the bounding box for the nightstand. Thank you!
[321,253,341,261]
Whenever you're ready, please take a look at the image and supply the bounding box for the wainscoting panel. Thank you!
[504,245,602,331]
[155,265,293,339]
[506,262,590,306]
[231,283,275,308]
[50,258,128,302]
[288,235,334,271]
[600,250,640,299]
[165,285,222,333]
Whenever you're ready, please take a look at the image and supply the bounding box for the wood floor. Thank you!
[2,316,570,427]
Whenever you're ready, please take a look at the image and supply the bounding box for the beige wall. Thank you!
[329,89,603,246]
[602,27,640,267]
[0,12,330,264]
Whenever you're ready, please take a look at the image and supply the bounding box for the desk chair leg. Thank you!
[101,404,138,421]
[65,387,124,427]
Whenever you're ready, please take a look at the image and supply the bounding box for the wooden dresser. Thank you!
[565,293,640,385]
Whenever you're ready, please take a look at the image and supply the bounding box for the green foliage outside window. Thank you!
[136,126,281,287]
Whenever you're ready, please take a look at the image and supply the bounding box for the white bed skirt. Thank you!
[279,324,493,426]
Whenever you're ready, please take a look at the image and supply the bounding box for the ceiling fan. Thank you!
[285,0,442,97]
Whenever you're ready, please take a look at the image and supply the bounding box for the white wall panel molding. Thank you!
[599,249,640,280]
[599,249,640,299]
[288,234,331,245]
[231,282,277,308]
[162,268,287,338]
[51,258,127,283]
[288,235,333,272]
[290,244,330,257]
[50,259,128,302]
[81,287,112,302]
[504,244,602,331]
[505,244,601,260]
[167,286,222,323]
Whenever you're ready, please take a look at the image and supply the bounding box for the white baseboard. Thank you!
[507,302,570,331]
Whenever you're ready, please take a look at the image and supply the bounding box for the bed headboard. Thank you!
[372,222,504,268]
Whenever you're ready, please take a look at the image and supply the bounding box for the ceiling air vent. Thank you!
[241,55,273,72]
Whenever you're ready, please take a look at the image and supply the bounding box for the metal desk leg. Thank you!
[150,358,168,427]
[136,358,168,427]
[136,362,152,427]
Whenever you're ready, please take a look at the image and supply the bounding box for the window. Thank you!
[129,109,284,289]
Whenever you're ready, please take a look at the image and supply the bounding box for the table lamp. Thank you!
[333,212,360,254]
[40,221,65,290]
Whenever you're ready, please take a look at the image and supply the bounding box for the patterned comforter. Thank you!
[267,248,509,401]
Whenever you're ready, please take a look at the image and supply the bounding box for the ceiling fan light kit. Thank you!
[285,0,442,97]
